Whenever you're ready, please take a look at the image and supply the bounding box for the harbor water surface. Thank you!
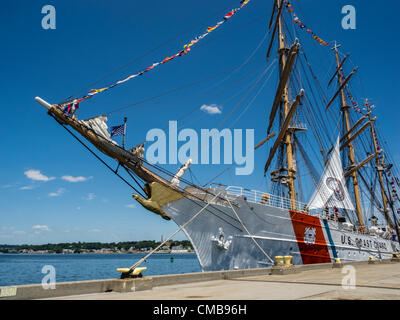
[0,253,201,287]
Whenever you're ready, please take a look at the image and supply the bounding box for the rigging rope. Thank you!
[224,194,275,264]
[103,60,259,116]
[51,110,245,231]
[216,63,272,129]
[61,0,251,106]
[201,27,270,94]
[61,3,250,103]
[271,0,399,224]
[140,60,267,143]
[229,60,277,127]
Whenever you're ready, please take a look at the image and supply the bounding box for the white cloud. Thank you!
[200,104,222,115]
[83,193,96,201]
[125,204,135,209]
[24,169,55,182]
[32,225,51,232]
[61,175,92,183]
[48,188,66,197]
[20,185,36,190]
[89,228,101,233]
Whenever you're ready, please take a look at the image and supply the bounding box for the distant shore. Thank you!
[0,251,195,255]
[0,240,194,255]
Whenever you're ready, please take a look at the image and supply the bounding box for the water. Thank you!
[0,253,201,286]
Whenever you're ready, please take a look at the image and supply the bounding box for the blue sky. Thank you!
[1,0,399,245]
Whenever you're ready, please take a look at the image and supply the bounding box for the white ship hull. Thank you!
[162,188,400,271]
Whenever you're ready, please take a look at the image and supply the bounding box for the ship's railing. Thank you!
[289,121,307,131]
[225,185,313,213]
[223,186,395,239]
[206,185,394,238]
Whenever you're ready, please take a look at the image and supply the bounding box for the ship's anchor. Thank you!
[211,227,233,250]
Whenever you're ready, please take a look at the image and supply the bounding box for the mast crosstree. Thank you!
[264,0,304,209]
[332,43,363,226]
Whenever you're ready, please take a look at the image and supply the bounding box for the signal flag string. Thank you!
[60,0,251,107]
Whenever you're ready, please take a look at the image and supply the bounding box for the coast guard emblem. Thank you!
[211,227,232,250]
[326,177,345,201]
[304,227,316,245]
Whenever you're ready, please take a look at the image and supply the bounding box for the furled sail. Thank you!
[78,116,118,146]
[308,137,355,211]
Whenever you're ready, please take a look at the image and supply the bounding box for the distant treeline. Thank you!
[0,240,193,253]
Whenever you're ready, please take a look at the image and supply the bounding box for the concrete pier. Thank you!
[1,259,400,300]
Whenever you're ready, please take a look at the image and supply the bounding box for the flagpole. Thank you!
[122,117,127,150]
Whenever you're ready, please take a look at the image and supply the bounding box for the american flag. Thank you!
[110,124,125,137]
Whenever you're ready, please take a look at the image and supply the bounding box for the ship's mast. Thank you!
[333,44,364,226]
[366,99,393,228]
[277,0,296,206]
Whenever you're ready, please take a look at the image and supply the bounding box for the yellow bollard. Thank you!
[332,257,343,268]
[392,252,400,262]
[284,255,293,266]
[275,256,284,265]
[271,255,296,275]
[116,267,147,278]
[368,256,378,264]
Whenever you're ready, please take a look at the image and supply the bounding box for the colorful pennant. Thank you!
[283,0,331,48]
[385,166,399,201]
[63,0,251,106]
[345,88,364,115]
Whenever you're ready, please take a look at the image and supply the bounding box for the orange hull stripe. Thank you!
[289,211,331,264]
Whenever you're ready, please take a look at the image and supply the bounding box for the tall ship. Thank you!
[35,0,400,272]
